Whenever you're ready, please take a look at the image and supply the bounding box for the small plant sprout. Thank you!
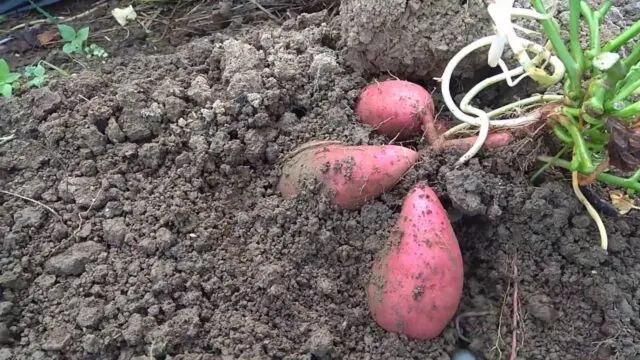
[0,59,21,98]
[85,43,108,59]
[58,24,90,55]
[440,0,640,251]
[23,60,70,89]
[24,63,48,88]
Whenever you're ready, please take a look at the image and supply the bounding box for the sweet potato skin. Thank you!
[434,131,514,151]
[277,141,419,209]
[367,183,464,339]
[354,80,435,140]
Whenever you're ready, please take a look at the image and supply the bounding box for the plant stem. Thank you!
[39,60,69,77]
[602,20,640,53]
[595,0,613,19]
[538,156,640,192]
[561,117,594,171]
[584,58,626,116]
[553,125,574,145]
[530,146,568,183]
[612,78,640,103]
[563,106,581,118]
[569,0,585,73]
[624,43,640,70]
[531,0,580,96]
[617,66,639,91]
[580,1,599,59]
[610,100,640,119]
[26,0,56,23]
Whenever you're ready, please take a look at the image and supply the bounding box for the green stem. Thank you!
[26,0,56,23]
[531,0,580,96]
[595,0,612,19]
[569,0,585,73]
[563,107,581,118]
[583,113,605,126]
[602,20,640,53]
[617,66,640,92]
[624,43,640,70]
[563,119,594,171]
[610,100,640,119]
[580,1,599,60]
[584,58,626,116]
[538,156,640,192]
[531,147,568,184]
[553,125,574,145]
[612,78,640,103]
[585,125,608,144]
[39,60,69,77]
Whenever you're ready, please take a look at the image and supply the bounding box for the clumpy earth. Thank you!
[338,0,640,81]
[1,1,640,360]
[338,0,494,80]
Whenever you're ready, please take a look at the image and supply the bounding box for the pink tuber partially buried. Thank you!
[355,79,516,153]
[354,79,435,141]
[277,140,420,209]
[367,182,464,340]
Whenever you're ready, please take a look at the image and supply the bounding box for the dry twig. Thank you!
[509,254,521,360]
[0,189,62,222]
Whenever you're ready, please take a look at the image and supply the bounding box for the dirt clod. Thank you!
[45,241,105,276]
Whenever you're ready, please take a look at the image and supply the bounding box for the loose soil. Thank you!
[1,1,640,360]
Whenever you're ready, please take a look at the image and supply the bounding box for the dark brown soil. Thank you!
[1,1,639,360]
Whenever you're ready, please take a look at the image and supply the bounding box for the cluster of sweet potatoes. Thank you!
[277,79,511,340]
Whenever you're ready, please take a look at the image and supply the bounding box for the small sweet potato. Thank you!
[354,80,435,140]
[277,140,419,209]
[367,182,464,339]
[434,131,514,151]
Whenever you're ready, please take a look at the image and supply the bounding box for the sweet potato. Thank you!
[277,140,419,209]
[367,182,464,339]
[433,131,514,151]
[354,80,435,140]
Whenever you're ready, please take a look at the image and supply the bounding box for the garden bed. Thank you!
[0,1,639,359]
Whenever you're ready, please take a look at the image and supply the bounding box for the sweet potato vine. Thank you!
[439,0,640,251]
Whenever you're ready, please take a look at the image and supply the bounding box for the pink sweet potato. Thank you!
[367,182,464,340]
[354,80,435,140]
[277,140,419,209]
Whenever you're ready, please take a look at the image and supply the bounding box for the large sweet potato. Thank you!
[367,182,464,339]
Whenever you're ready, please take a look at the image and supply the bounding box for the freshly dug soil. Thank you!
[338,0,494,80]
[0,2,639,360]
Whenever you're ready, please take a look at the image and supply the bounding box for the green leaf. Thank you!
[5,73,20,83]
[0,83,12,98]
[34,65,46,77]
[0,59,9,80]
[57,24,76,41]
[76,27,90,42]
[72,38,85,50]
[27,75,47,88]
[62,43,77,54]
[25,64,46,78]
[24,65,36,76]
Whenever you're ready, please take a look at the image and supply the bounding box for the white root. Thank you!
[438,3,566,165]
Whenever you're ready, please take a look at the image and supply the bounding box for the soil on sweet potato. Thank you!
[1,2,640,360]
